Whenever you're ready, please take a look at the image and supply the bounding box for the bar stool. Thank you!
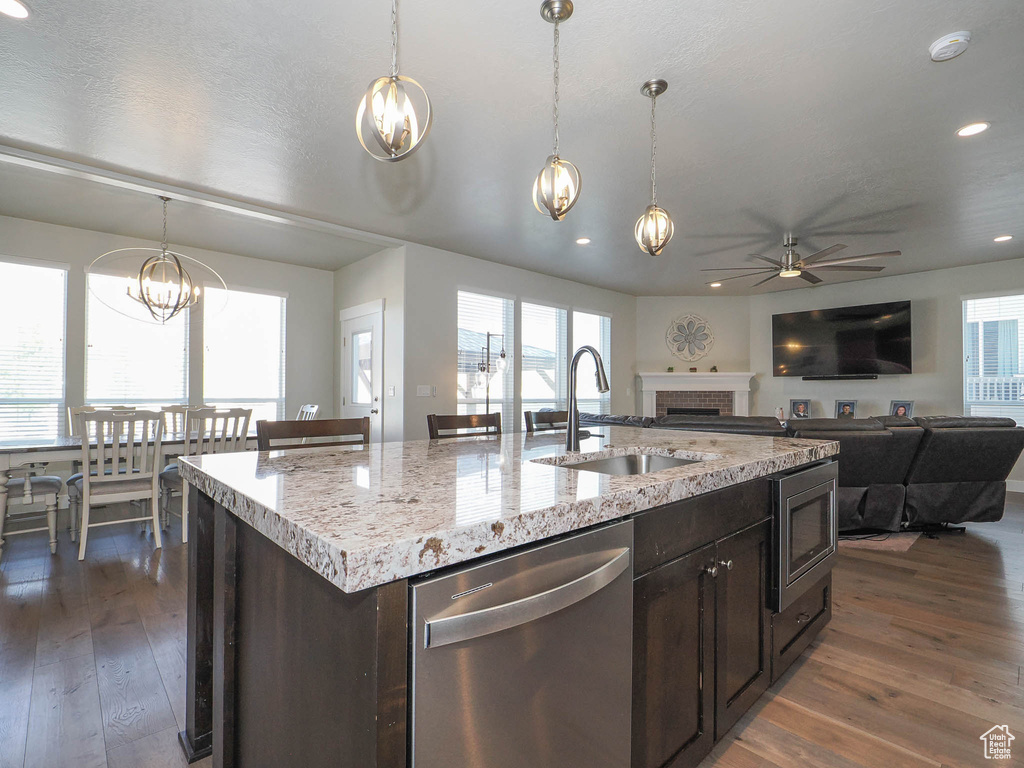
[0,468,62,564]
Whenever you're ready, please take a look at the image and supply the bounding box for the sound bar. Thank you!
[801,374,879,381]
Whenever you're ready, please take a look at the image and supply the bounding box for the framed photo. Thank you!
[790,399,811,419]
[835,400,857,418]
[889,400,914,418]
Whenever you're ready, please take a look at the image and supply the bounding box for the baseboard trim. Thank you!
[1008,480,1024,494]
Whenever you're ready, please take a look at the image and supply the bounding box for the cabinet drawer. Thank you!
[771,572,831,683]
[634,478,771,576]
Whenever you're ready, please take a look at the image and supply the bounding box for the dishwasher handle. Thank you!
[424,547,630,649]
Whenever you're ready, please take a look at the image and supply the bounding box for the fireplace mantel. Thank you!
[638,371,756,417]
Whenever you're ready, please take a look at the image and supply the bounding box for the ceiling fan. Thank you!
[702,235,900,287]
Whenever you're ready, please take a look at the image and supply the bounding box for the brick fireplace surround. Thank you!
[655,391,734,417]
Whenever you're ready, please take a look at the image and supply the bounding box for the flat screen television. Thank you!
[772,301,912,377]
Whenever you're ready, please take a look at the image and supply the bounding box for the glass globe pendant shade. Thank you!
[356,74,433,162]
[532,155,582,221]
[635,204,674,256]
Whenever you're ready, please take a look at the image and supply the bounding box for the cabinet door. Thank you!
[714,518,772,739]
[632,544,716,768]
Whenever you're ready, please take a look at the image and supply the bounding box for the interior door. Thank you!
[341,301,383,441]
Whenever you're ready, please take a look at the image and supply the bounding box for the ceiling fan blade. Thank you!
[811,251,900,266]
[752,274,780,287]
[812,265,886,272]
[799,244,847,266]
[798,271,824,284]
[704,271,776,285]
[701,267,777,271]
[751,254,784,267]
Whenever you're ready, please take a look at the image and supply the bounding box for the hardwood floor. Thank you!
[1,495,1023,767]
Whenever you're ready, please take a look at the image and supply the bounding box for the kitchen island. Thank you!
[178,427,838,768]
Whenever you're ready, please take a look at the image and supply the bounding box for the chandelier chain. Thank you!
[391,0,399,76]
[552,21,560,155]
[161,197,169,254]
[650,95,658,204]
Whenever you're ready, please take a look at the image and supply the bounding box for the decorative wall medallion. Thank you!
[666,314,714,362]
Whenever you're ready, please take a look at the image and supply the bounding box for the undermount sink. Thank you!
[563,453,699,476]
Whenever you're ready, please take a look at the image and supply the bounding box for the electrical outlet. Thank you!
[388,386,396,397]
[417,385,431,397]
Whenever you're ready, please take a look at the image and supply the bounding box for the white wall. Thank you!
[334,246,406,442]
[0,214,336,421]
[636,296,751,373]
[401,243,638,440]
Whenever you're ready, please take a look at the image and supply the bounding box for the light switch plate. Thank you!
[388,386,396,397]
[416,385,431,397]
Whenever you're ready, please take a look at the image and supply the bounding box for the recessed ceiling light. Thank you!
[709,282,722,288]
[0,0,29,18]
[575,238,591,245]
[956,122,990,137]
[994,235,1013,242]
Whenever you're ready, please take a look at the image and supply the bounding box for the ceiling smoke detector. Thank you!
[929,32,971,62]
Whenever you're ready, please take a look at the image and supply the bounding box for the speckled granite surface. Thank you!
[179,427,837,593]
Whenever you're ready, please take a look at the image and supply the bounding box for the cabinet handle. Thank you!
[796,612,811,624]
[718,559,733,571]
[705,565,718,578]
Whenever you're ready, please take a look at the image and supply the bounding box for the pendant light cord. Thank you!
[552,20,560,156]
[390,0,399,76]
[650,95,658,205]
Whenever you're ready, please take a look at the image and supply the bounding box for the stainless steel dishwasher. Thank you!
[410,520,633,768]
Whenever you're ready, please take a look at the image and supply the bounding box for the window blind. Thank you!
[521,302,568,420]
[0,260,67,441]
[86,273,189,407]
[572,310,612,415]
[457,290,515,428]
[963,295,1024,424]
[204,287,286,422]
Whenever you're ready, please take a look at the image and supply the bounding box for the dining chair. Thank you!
[427,413,502,439]
[296,404,320,421]
[256,417,370,451]
[66,404,138,437]
[75,410,164,560]
[524,410,570,433]
[161,405,192,435]
[160,407,252,543]
[0,467,62,564]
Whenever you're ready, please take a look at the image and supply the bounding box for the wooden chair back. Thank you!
[68,405,137,437]
[184,408,252,457]
[427,412,502,439]
[256,418,370,451]
[524,410,569,433]
[161,405,191,436]
[80,410,164,489]
[296,404,320,421]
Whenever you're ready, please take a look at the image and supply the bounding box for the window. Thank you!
[964,295,1024,424]
[521,302,567,418]
[86,273,189,409]
[572,310,612,415]
[457,291,514,427]
[204,287,286,422]
[0,259,67,440]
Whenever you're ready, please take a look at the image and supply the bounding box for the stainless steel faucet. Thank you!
[567,345,610,452]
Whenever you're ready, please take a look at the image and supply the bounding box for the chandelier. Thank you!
[635,79,674,255]
[532,0,581,221]
[355,0,433,162]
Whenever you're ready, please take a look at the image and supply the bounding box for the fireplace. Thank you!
[668,407,720,416]
[638,372,756,418]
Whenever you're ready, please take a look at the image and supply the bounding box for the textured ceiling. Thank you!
[0,0,1022,295]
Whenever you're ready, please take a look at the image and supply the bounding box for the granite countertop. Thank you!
[179,427,838,593]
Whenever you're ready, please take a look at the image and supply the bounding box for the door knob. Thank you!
[370,409,379,414]
[705,565,718,578]
[718,559,733,571]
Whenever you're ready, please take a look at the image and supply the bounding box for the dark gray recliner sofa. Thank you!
[649,414,787,436]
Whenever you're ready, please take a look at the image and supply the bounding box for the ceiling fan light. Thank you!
[635,204,674,255]
[533,155,582,221]
[779,268,802,278]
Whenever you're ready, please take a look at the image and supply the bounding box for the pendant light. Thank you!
[532,0,581,221]
[356,0,433,162]
[88,196,226,325]
[635,79,674,255]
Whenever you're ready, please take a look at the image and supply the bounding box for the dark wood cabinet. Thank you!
[632,544,716,768]
[632,513,775,768]
[713,519,771,739]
